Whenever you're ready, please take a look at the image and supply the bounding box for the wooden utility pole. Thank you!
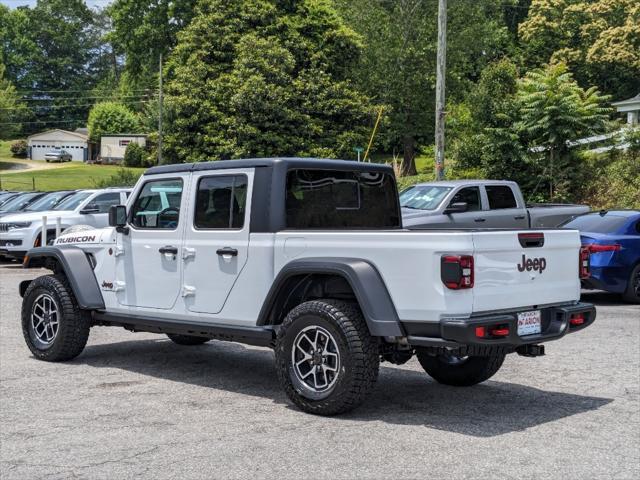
[434,0,447,181]
[158,53,163,165]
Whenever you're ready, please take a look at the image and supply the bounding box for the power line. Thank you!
[0,99,155,111]
[18,94,156,102]
[0,119,90,126]
[14,88,154,94]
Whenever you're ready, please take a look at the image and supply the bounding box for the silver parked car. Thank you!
[44,150,72,162]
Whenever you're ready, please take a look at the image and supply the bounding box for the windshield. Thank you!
[399,185,453,210]
[53,192,93,211]
[561,214,629,233]
[0,193,41,212]
[25,191,73,212]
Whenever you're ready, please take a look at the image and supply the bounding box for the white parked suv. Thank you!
[18,159,595,415]
[0,188,130,259]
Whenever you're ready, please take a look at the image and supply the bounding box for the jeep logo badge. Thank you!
[517,254,546,273]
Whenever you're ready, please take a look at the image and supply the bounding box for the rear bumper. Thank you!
[407,302,596,349]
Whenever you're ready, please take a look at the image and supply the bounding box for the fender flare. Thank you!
[21,246,105,310]
[257,257,404,337]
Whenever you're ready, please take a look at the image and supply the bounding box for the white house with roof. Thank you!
[612,93,640,126]
[99,134,147,164]
[27,129,91,162]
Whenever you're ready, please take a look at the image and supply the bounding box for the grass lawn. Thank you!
[0,139,16,161]
[0,162,145,191]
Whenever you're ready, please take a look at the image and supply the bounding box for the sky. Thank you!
[1,0,111,8]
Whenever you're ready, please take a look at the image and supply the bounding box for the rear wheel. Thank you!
[623,264,640,303]
[275,300,379,415]
[166,334,209,345]
[21,275,91,361]
[415,349,505,386]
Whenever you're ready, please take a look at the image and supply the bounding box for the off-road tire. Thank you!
[275,299,380,416]
[21,274,91,361]
[622,264,640,303]
[166,334,210,345]
[415,349,506,386]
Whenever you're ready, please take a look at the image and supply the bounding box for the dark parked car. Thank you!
[0,192,20,207]
[561,210,640,303]
[0,192,48,219]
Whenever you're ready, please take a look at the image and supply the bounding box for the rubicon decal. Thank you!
[517,254,546,273]
[56,235,96,244]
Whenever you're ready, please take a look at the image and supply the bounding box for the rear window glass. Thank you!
[286,169,400,229]
[561,214,629,233]
[486,185,517,209]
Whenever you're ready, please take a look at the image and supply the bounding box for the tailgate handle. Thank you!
[518,232,545,248]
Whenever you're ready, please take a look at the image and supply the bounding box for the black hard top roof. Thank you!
[144,157,393,176]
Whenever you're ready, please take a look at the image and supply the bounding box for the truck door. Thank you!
[481,184,529,229]
[443,186,484,228]
[182,169,252,315]
[115,174,188,309]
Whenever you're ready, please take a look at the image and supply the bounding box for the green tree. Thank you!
[88,102,140,143]
[520,0,640,99]
[450,59,537,191]
[0,62,27,139]
[107,0,198,90]
[516,63,611,199]
[165,0,372,164]
[0,1,116,133]
[338,0,514,175]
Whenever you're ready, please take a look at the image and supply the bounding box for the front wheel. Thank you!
[415,349,505,386]
[275,300,379,415]
[21,275,91,361]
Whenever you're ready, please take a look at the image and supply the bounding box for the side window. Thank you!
[194,175,247,229]
[130,179,183,229]
[635,221,640,235]
[449,187,481,212]
[89,192,121,213]
[286,169,400,229]
[486,185,517,210]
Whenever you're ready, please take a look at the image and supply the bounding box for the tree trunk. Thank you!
[401,135,417,176]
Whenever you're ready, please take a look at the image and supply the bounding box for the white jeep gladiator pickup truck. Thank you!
[19,158,595,415]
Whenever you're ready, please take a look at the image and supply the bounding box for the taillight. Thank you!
[570,313,585,326]
[587,243,621,253]
[441,255,474,290]
[579,246,590,279]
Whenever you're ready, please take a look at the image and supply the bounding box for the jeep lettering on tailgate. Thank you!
[517,254,546,273]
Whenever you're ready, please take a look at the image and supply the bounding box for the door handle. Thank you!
[474,218,486,223]
[159,246,178,255]
[216,247,238,257]
[514,215,526,220]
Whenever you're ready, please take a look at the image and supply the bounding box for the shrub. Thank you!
[123,142,144,167]
[10,140,28,157]
[93,168,142,188]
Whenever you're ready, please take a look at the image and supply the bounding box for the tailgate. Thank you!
[472,230,581,313]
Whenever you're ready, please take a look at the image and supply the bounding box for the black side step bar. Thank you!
[92,312,276,348]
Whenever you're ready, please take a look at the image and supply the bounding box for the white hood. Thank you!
[0,209,78,224]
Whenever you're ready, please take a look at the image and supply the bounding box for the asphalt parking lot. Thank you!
[1,263,638,480]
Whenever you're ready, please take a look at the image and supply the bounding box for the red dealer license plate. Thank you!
[517,310,542,336]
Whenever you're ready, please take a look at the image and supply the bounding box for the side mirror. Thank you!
[80,204,100,214]
[444,202,468,214]
[108,205,127,227]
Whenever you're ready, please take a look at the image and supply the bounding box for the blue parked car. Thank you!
[561,210,640,303]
